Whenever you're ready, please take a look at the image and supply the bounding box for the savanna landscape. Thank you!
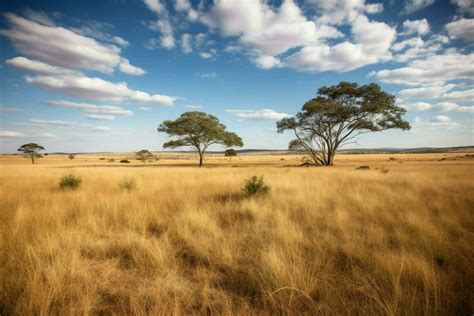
[1,150,473,314]
[1,0,474,315]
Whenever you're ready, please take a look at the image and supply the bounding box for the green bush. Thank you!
[243,175,270,197]
[120,159,130,163]
[59,174,82,190]
[119,177,136,192]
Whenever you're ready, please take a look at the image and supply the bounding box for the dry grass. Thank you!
[0,153,473,315]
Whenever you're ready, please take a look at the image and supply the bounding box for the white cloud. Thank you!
[46,100,133,119]
[199,52,213,59]
[445,19,474,42]
[0,130,25,137]
[144,1,176,49]
[398,83,457,99]
[401,19,430,36]
[29,119,111,131]
[144,0,165,14]
[432,115,452,122]
[225,109,292,121]
[195,72,217,78]
[254,55,282,69]
[402,0,435,14]
[71,20,130,47]
[451,0,474,15]
[118,58,146,76]
[24,72,175,105]
[371,49,474,85]
[6,56,79,75]
[85,114,115,120]
[181,33,193,54]
[391,35,448,63]
[139,106,151,111]
[202,0,394,72]
[401,101,473,112]
[0,105,23,112]
[0,13,141,75]
[184,104,202,109]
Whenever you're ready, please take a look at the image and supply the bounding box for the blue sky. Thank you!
[0,0,472,153]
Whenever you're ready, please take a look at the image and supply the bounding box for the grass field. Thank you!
[1,152,473,315]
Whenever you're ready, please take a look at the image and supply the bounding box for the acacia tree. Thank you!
[225,148,237,162]
[68,154,75,160]
[17,143,45,164]
[277,82,410,166]
[158,111,243,167]
[136,149,153,163]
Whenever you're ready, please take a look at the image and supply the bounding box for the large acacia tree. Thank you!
[158,111,243,167]
[17,143,45,164]
[277,82,410,166]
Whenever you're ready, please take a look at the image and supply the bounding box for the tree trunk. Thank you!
[198,152,203,167]
[31,155,35,164]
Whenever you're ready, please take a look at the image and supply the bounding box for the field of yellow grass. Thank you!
[1,152,473,315]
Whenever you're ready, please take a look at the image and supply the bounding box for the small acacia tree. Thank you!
[158,111,243,167]
[225,149,237,162]
[17,143,45,164]
[136,149,153,163]
[277,82,410,166]
[68,154,75,160]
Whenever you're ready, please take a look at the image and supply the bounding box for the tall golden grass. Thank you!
[0,153,473,314]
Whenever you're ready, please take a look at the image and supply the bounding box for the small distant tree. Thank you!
[225,149,237,162]
[277,82,410,166]
[136,149,153,163]
[158,111,243,167]
[17,143,45,164]
[68,154,75,160]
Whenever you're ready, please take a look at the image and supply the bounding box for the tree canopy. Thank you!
[17,143,45,164]
[158,111,243,167]
[277,82,410,166]
[136,149,154,163]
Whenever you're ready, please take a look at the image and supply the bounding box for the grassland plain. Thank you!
[0,152,473,315]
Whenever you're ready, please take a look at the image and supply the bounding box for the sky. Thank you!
[0,0,472,153]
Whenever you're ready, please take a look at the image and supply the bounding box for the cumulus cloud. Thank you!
[6,56,79,75]
[451,0,474,15]
[201,0,394,72]
[46,100,133,120]
[445,19,474,42]
[371,49,474,85]
[144,1,176,49]
[0,13,141,75]
[391,35,448,63]
[0,130,25,137]
[29,119,111,131]
[181,33,193,54]
[401,19,430,36]
[225,109,292,121]
[24,72,175,105]
[402,0,435,14]
[401,101,473,112]
[118,58,146,76]
[0,105,23,112]
[184,104,202,109]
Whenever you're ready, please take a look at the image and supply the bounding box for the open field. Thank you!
[1,152,473,315]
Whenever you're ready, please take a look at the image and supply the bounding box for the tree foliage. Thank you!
[17,143,45,164]
[136,149,154,163]
[158,111,243,167]
[277,82,410,166]
[225,149,237,161]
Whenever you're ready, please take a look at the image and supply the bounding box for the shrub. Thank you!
[243,175,270,197]
[59,174,82,190]
[120,159,130,163]
[356,165,370,170]
[108,159,115,162]
[119,177,136,192]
